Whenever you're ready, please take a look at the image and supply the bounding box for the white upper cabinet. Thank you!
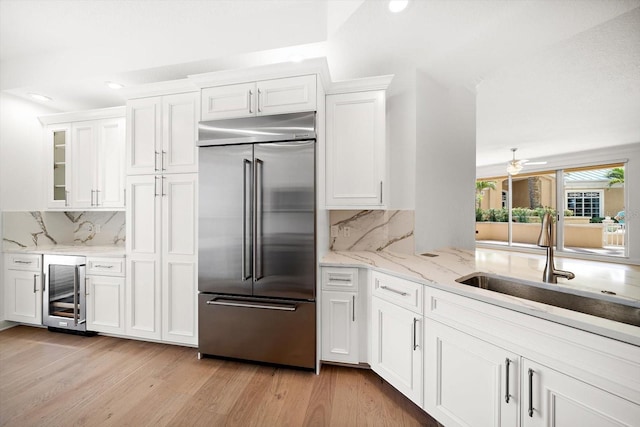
[201,75,317,121]
[70,118,125,208]
[325,88,388,209]
[127,92,199,175]
[41,107,126,209]
[44,124,72,208]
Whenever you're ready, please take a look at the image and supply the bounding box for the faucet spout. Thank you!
[537,212,575,283]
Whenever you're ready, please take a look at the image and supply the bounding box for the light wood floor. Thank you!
[0,326,441,427]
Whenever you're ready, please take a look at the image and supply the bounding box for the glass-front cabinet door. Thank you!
[46,124,71,208]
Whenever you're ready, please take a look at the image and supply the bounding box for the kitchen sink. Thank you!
[455,272,640,327]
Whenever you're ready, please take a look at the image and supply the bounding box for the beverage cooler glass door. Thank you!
[43,255,86,330]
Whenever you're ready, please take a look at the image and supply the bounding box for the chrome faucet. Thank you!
[537,212,575,283]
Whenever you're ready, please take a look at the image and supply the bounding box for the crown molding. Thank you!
[120,78,199,100]
[326,75,394,94]
[38,106,125,125]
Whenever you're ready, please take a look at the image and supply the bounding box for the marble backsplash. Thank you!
[2,211,125,249]
[330,210,414,254]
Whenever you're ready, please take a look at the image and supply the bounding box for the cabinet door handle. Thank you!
[505,358,511,403]
[413,318,419,350]
[248,90,253,114]
[162,176,167,197]
[352,295,356,322]
[162,150,167,171]
[95,189,100,206]
[257,88,262,113]
[33,274,38,293]
[91,190,95,206]
[528,368,534,417]
[85,277,89,296]
[154,176,160,197]
[380,181,383,204]
[380,285,408,296]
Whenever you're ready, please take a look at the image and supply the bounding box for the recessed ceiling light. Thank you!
[388,0,409,13]
[289,55,305,63]
[28,93,52,102]
[105,81,124,89]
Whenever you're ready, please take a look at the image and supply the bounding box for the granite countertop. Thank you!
[4,245,126,257]
[321,248,640,346]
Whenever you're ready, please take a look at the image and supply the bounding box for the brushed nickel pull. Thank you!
[505,358,511,403]
[155,151,160,171]
[162,176,167,197]
[15,260,32,265]
[154,176,160,197]
[94,265,113,269]
[33,274,38,293]
[206,298,296,311]
[257,88,262,113]
[352,295,356,322]
[95,189,100,206]
[380,285,408,296]
[91,190,95,206]
[329,277,352,283]
[413,318,418,350]
[162,150,167,171]
[380,181,383,204]
[248,89,253,114]
[528,368,534,417]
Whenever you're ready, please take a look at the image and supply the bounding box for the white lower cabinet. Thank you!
[86,275,125,334]
[86,257,125,334]
[422,286,640,427]
[523,359,640,427]
[424,318,519,426]
[322,290,358,364]
[126,173,197,345]
[371,295,423,407]
[3,254,43,325]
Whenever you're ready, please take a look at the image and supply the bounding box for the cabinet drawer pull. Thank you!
[248,89,253,114]
[94,265,114,269]
[380,285,408,296]
[162,150,167,171]
[412,318,418,350]
[505,358,511,403]
[528,368,534,417]
[14,260,32,265]
[33,274,38,293]
[257,88,262,113]
[380,181,383,204]
[155,151,160,172]
[329,277,352,283]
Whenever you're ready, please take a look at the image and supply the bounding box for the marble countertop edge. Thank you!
[4,245,126,257]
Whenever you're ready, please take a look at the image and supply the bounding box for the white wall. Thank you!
[415,71,476,253]
[0,93,57,325]
[0,93,57,211]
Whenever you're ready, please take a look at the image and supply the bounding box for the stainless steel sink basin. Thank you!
[456,272,640,327]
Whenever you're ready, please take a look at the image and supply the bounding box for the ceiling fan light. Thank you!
[507,162,522,175]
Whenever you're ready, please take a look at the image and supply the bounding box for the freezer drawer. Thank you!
[198,294,315,369]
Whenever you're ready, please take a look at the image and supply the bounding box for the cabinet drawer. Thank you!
[5,253,42,271]
[86,257,125,277]
[322,267,359,291]
[372,271,423,314]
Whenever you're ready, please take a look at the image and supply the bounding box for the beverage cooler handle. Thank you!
[254,158,264,281]
[242,159,252,281]
[73,265,79,326]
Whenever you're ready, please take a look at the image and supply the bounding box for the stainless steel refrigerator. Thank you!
[197,112,316,369]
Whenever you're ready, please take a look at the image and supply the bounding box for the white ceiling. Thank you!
[1,0,639,167]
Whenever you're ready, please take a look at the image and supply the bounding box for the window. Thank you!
[566,191,603,218]
[476,163,627,259]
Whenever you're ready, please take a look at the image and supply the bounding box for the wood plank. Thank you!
[0,327,442,426]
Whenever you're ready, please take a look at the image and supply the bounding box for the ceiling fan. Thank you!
[506,148,547,175]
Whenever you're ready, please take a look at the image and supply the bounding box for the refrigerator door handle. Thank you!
[242,159,253,281]
[254,158,264,281]
[206,297,296,311]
